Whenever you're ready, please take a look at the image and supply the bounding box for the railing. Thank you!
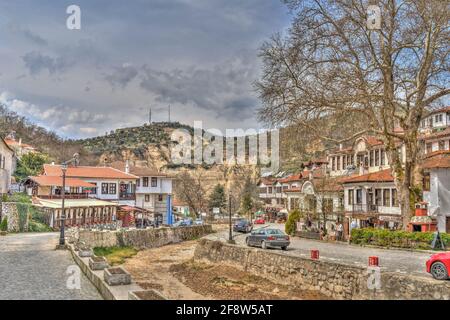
[351,203,379,213]
[119,193,136,200]
[39,193,89,199]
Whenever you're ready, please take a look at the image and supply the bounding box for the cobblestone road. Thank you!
[0,233,102,300]
[207,223,435,277]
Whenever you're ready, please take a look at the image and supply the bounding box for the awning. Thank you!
[35,198,119,209]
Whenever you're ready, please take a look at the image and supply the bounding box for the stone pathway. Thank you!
[0,232,102,300]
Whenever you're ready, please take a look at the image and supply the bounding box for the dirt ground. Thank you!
[122,239,330,300]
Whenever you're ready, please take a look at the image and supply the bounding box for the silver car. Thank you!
[245,228,290,250]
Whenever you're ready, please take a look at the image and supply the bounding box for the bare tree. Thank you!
[174,170,208,217]
[256,0,449,228]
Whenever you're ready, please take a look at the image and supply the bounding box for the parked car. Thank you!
[254,217,265,225]
[233,219,253,233]
[246,228,290,250]
[426,252,450,280]
[194,218,204,225]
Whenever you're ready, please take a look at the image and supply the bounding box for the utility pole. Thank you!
[168,105,171,122]
[149,108,152,124]
[227,191,235,244]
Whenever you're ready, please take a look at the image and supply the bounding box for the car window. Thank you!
[266,229,284,235]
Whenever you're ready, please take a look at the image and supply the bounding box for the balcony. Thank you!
[351,203,379,213]
[119,193,136,201]
[39,193,89,200]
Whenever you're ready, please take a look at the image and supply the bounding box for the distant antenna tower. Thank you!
[168,105,171,122]
[149,107,152,124]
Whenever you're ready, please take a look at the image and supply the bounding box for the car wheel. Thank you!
[261,240,267,250]
[281,246,287,251]
[245,237,251,247]
[430,262,449,280]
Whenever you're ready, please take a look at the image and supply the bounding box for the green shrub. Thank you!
[351,228,449,250]
[285,209,301,235]
[28,220,52,232]
[0,217,7,231]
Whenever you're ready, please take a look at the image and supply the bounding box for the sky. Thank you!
[0,0,290,139]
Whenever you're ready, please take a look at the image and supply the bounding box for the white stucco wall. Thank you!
[423,168,450,232]
[0,141,14,194]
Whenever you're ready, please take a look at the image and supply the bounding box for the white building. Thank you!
[111,161,173,221]
[41,164,138,206]
[422,152,450,233]
[419,106,450,133]
[0,137,14,195]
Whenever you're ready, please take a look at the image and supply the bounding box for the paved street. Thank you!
[208,223,434,277]
[0,233,102,300]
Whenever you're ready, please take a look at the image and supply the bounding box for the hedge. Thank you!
[351,228,450,250]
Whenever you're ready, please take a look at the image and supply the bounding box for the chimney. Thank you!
[125,160,130,174]
[51,161,55,165]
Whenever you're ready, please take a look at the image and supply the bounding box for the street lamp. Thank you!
[57,153,79,248]
[59,162,68,246]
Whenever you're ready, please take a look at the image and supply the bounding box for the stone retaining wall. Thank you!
[76,225,213,249]
[1,202,23,232]
[194,239,450,300]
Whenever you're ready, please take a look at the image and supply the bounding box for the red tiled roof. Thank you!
[419,127,450,141]
[4,138,35,149]
[43,164,138,180]
[342,169,394,183]
[421,151,450,169]
[364,136,384,146]
[284,187,302,193]
[428,106,450,115]
[29,176,95,187]
[279,174,303,183]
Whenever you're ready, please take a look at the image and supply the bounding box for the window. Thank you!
[375,149,380,166]
[143,177,149,187]
[336,157,340,171]
[439,140,445,150]
[145,195,150,202]
[392,189,398,207]
[375,189,382,206]
[136,179,140,187]
[268,187,272,193]
[158,194,163,202]
[332,157,335,171]
[109,183,117,195]
[151,177,157,187]
[356,189,362,204]
[383,189,391,207]
[426,143,432,154]
[102,183,109,194]
[369,150,374,167]
[381,149,386,165]
[348,189,354,205]
[423,173,430,191]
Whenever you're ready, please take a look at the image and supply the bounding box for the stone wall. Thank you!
[76,225,213,249]
[194,239,450,300]
[1,202,24,232]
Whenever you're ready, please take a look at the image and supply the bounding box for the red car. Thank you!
[426,252,450,280]
[254,218,265,225]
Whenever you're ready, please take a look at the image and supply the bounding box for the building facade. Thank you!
[0,137,14,195]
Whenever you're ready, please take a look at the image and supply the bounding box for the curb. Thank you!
[68,244,142,300]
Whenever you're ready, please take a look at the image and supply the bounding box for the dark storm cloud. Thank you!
[105,63,139,88]
[22,51,69,75]
[139,53,259,120]
[0,0,290,137]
